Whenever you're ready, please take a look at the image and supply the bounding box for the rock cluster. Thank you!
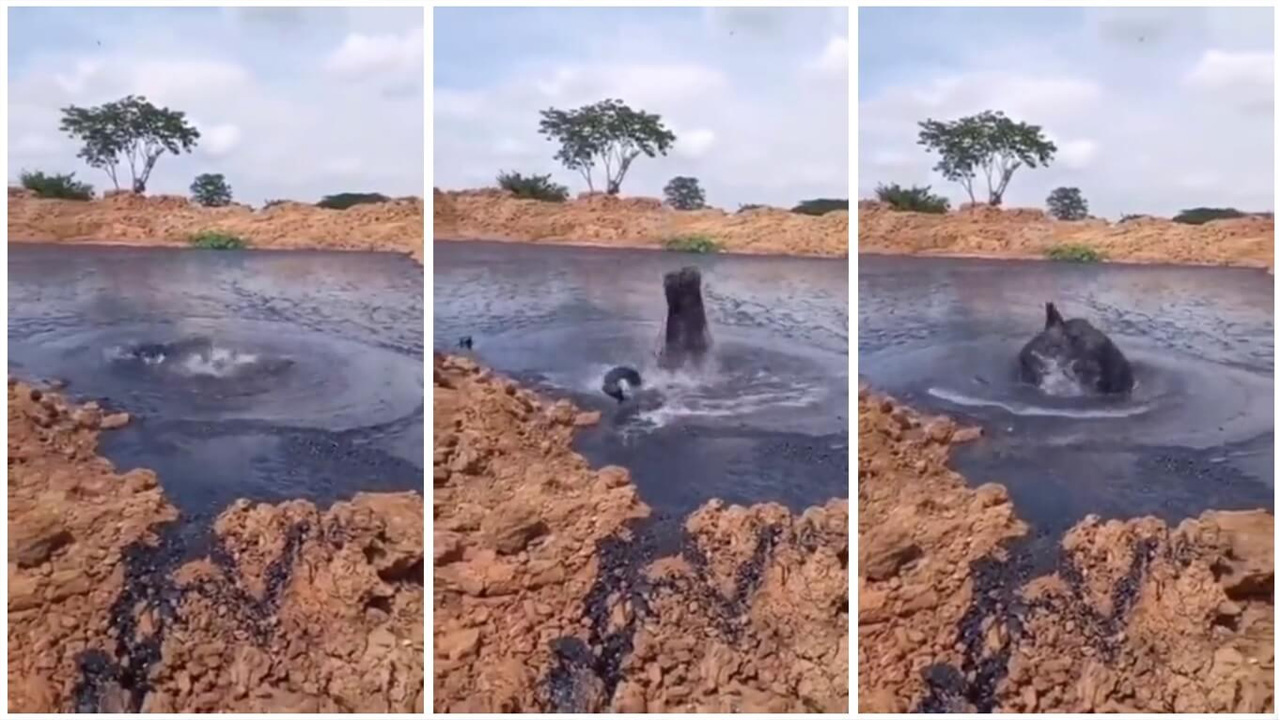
[433,354,849,712]
[8,381,178,711]
[433,187,848,257]
[857,386,1274,713]
[7,191,424,264]
[858,201,1273,270]
[7,381,425,712]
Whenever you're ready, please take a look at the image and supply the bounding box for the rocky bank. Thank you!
[8,381,424,713]
[858,387,1274,713]
[433,354,848,712]
[434,188,849,257]
[859,202,1275,270]
[8,188,425,264]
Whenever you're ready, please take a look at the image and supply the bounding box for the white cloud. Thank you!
[810,36,849,75]
[327,26,424,77]
[1185,49,1274,113]
[200,123,243,157]
[676,129,717,159]
[1187,50,1273,88]
[1056,139,1098,170]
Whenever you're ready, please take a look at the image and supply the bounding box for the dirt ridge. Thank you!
[858,201,1274,270]
[433,187,849,257]
[8,188,424,263]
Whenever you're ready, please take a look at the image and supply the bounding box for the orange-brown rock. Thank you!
[858,387,1274,713]
[143,493,425,713]
[434,187,848,257]
[8,191,424,264]
[8,381,178,712]
[859,202,1273,269]
[7,381,424,712]
[433,354,849,713]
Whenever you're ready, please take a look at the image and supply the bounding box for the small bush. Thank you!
[1119,213,1148,223]
[20,170,94,200]
[188,230,248,250]
[662,234,720,253]
[190,173,233,207]
[663,176,706,210]
[737,203,765,213]
[1172,207,1247,225]
[263,199,288,209]
[874,183,949,213]
[1046,187,1088,221]
[496,171,568,202]
[317,192,390,210]
[791,198,849,216]
[1046,244,1102,263]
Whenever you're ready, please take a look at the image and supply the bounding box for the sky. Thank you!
[8,7,423,205]
[434,7,848,210]
[859,7,1274,219]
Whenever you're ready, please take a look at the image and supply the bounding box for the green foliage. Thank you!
[188,230,247,250]
[1119,213,1148,223]
[263,199,288,209]
[538,98,676,195]
[20,170,94,200]
[190,173,233,207]
[59,95,200,193]
[737,203,765,213]
[1172,207,1246,225]
[917,110,1056,206]
[316,192,390,210]
[1046,186,1088,221]
[496,171,569,202]
[662,234,720,253]
[791,198,849,216]
[874,183,949,213]
[663,176,706,210]
[1046,244,1102,263]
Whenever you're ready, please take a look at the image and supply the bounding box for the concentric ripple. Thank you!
[9,319,423,432]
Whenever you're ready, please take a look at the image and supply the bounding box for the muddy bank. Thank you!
[858,387,1274,713]
[433,354,848,712]
[858,202,1274,270]
[434,188,848,257]
[7,381,424,713]
[7,189,424,263]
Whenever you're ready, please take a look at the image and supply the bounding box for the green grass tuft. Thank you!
[662,234,721,254]
[1046,244,1103,263]
[188,230,248,250]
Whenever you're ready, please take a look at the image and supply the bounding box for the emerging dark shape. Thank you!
[1018,302,1134,394]
[602,366,642,403]
[458,335,473,350]
[659,266,711,370]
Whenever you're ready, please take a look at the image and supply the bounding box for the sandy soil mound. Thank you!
[7,381,425,713]
[8,190,424,263]
[858,387,1274,713]
[432,354,848,713]
[859,202,1274,269]
[433,188,848,257]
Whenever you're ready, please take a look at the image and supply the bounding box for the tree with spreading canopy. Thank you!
[663,176,706,210]
[190,173,233,207]
[538,98,676,195]
[917,110,1056,207]
[60,95,200,194]
[1046,186,1088,221]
